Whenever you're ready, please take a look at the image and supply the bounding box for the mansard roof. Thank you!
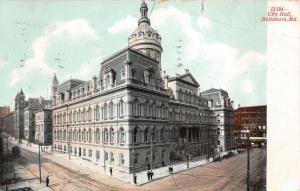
[168,72,200,87]
[202,88,228,96]
[99,47,161,84]
[58,79,85,92]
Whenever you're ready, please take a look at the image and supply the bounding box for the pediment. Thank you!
[180,73,199,87]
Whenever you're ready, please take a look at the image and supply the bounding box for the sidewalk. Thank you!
[11,139,235,186]
[0,162,52,191]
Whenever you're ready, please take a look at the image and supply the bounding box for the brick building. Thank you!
[233,105,267,147]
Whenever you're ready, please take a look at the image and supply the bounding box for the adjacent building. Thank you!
[24,98,51,142]
[233,105,267,147]
[0,106,10,132]
[3,112,15,137]
[14,89,51,142]
[52,1,234,174]
[34,108,53,145]
[202,88,235,152]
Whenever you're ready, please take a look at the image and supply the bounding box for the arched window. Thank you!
[160,127,165,142]
[69,130,72,141]
[73,111,76,123]
[178,89,183,101]
[104,152,108,161]
[95,128,100,144]
[132,99,139,117]
[109,102,114,118]
[84,129,87,142]
[161,106,164,119]
[88,107,92,121]
[119,100,124,117]
[73,130,76,141]
[144,101,149,117]
[152,103,156,118]
[104,103,108,118]
[83,109,86,121]
[63,129,66,141]
[133,126,138,143]
[78,129,81,142]
[96,105,100,121]
[149,104,153,118]
[54,129,56,140]
[151,127,156,141]
[119,127,125,144]
[77,110,81,122]
[144,127,149,142]
[104,128,108,143]
[88,128,92,143]
[110,128,114,143]
[69,112,72,123]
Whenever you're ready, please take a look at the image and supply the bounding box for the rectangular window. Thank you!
[110,152,114,162]
[135,153,138,164]
[96,150,100,160]
[120,153,124,165]
[89,149,92,157]
[105,152,108,160]
[83,149,86,156]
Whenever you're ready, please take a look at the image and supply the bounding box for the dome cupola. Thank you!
[128,0,163,67]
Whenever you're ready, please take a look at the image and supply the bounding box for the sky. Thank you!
[0,0,266,110]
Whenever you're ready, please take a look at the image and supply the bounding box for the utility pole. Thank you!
[67,104,70,160]
[150,130,153,170]
[247,135,250,191]
[38,141,41,183]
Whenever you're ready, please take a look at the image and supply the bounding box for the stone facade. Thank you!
[3,112,15,137]
[14,89,26,140]
[14,89,51,142]
[52,1,234,174]
[202,88,235,152]
[24,98,51,142]
[0,106,10,133]
[35,108,53,145]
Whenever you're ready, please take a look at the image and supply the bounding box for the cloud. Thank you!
[0,59,8,70]
[242,79,254,93]
[108,15,137,34]
[72,56,103,80]
[197,16,211,29]
[107,6,266,105]
[10,19,99,86]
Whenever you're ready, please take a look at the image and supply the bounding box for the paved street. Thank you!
[141,148,266,191]
[8,139,266,191]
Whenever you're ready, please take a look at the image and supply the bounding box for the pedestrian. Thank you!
[147,171,150,181]
[109,167,112,176]
[45,176,49,187]
[168,166,172,174]
[150,170,154,180]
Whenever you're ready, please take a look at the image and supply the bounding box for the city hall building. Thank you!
[52,1,234,173]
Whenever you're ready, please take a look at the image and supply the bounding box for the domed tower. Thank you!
[128,0,163,69]
[51,73,59,106]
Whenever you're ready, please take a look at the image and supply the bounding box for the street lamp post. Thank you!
[132,149,136,184]
[187,153,190,168]
[150,132,153,171]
